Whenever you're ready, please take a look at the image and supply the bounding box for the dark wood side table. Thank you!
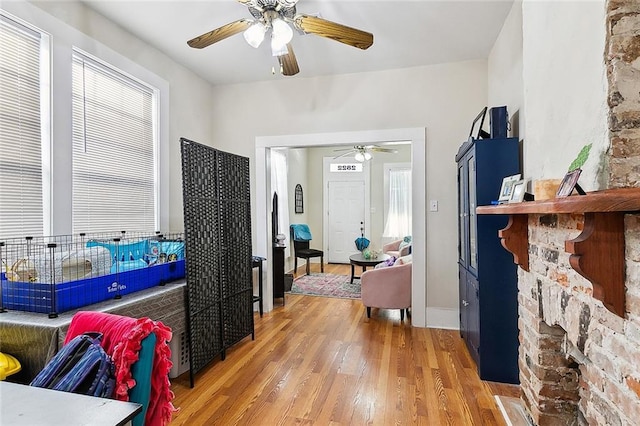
[349,253,390,284]
[272,244,286,305]
[252,256,266,316]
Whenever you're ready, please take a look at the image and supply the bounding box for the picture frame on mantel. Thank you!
[509,179,528,203]
[498,174,521,203]
[556,169,586,197]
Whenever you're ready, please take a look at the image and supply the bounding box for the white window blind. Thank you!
[72,52,157,233]
[0,14,44,240]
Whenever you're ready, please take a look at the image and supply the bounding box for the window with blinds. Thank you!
[0,14,45,240]
[72,52,157,234]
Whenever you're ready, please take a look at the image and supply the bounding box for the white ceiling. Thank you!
[80,0,514,87]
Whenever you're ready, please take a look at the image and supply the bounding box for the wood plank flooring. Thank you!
[170,263,520,425]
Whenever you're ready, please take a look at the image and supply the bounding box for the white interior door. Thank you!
[327,181,365,263]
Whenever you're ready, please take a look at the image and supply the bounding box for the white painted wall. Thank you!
[522,0,608,190]
[213,61,488,327]
[488,0,524,143]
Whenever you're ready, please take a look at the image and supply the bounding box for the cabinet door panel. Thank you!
[467,273,480,363]
[457,163,468,265]
[459,265,468,339]
[468,155,478,272]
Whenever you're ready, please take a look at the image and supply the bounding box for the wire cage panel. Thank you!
[0,232,185,314]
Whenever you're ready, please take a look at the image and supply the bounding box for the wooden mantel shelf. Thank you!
[476,187,640,318]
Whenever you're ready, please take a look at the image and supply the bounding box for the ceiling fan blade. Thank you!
[278,44,300,76]
[295,14,373,50]
[187,19,252,49]
[371,147,398,153]
[333,150,355,160]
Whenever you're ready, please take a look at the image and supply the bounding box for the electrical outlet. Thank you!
[429,200,438,212]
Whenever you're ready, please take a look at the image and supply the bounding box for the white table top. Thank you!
[0,381,141,426]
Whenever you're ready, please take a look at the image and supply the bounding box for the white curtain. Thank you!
[271,149,290,257]
[383,169,412,238]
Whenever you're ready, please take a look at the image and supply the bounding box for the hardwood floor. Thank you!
[170,263,520,425]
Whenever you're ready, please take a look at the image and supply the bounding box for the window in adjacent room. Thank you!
[72,50,158,233]
[383,164,412,239]
[270,149,290,257]
[0,13,49,240]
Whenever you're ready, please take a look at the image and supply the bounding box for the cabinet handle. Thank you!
[462,300,469,306]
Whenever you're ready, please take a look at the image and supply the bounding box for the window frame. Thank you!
[1,1,171,238]
[0,11,51,239]
[71,48,160,233]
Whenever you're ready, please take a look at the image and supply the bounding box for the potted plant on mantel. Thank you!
[534,143,592,200]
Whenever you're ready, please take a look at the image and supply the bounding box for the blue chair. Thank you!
[129,333,155,426]
[290,224,324,275]
[65,313,156,426]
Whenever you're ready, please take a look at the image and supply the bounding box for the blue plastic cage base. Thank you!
[1,260,185,314]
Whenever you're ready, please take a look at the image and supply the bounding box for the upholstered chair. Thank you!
[361,260,412,321]
[382,237,412,258]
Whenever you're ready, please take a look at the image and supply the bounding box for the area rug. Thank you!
[289,273,361,299]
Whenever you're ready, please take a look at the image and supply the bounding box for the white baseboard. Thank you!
[426,307,459,330]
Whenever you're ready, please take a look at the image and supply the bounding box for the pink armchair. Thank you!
[383,239,411,258]
[361,261,412,321]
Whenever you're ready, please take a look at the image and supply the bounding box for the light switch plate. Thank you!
[429,200,438,212]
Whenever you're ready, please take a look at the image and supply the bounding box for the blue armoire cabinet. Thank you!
[455,137,520,384]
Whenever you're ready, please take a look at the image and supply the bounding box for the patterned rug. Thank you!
[289,273,361,299]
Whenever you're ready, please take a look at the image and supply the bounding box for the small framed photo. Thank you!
[498,174,522,203]
[508,179,528,203]
[556,169,582,198]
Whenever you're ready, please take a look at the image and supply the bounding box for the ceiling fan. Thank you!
[333,145,398,162]
[187,0,374,76]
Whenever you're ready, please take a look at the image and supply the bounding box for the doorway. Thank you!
[327,181,365,263]
[255,128,426,328]
[323,157,371,264]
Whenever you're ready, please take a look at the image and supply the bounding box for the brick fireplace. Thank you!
[516,1,640,424]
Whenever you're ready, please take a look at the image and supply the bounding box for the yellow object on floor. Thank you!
[0,352,21,380]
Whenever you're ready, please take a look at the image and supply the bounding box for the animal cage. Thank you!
[0,231,185,315]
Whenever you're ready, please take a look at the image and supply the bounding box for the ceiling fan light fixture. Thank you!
[271,38,288,56]
[271,17,293,43]
[354,152,365,162]
[364,152,372,161]
[243,21,267,48]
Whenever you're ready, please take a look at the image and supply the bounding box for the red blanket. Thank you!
[65,311,177,426]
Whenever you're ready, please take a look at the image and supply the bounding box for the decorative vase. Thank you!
[363,248,371,260]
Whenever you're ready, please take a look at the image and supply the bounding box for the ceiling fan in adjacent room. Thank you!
[333,145,398,162]
[187,0,374,76]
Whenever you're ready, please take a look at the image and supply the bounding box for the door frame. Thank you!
[255,128,427,328]
[322,157,371,263]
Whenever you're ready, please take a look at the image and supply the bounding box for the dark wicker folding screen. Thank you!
[180,138,254,386]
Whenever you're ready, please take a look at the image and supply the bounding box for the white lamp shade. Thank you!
[354,152,365,162]
[270,18,293,56]
[364,152,372,161]
[271,38,288,56]
[243,22,267,48]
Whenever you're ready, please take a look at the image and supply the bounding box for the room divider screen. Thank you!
[180,138,254,387]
